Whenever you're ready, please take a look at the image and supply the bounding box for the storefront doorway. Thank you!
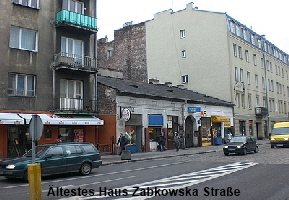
[8,126,31,158]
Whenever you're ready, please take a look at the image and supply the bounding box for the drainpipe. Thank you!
[94,0,98,113]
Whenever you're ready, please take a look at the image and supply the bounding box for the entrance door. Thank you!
[8,126,31,158]
[185,117,194,147]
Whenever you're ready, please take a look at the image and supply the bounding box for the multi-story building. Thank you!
[98,2,289,140]
[0,0,103,158]
[145,2,289,138]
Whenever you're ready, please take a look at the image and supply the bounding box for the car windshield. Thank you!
[230,137,246,143]
[24,146,49,157]
[271,127,289,135]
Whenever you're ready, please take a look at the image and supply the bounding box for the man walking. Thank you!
[117,133,127,155]
[174,132,180,152]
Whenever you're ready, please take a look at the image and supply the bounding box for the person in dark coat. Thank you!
[54,134,62,143]
[158,133,166,152]
[117,133,127,155]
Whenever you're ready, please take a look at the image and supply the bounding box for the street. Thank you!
[1,141,289,200]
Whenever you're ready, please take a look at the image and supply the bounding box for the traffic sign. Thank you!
[29,114,43,141]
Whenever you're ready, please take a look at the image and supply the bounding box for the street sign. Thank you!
[29,115,43,141]
[29,115,43,164]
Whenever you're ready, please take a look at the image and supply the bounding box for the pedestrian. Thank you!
[158,133,166,152]
[54,134,62,143]
[227,131,233,143]
[174,132,180,152]
[117,133,127,155]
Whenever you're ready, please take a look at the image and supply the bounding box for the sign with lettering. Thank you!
[121,108,131,121]
[187,107,201,113]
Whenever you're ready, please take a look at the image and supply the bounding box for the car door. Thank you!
[65,145,84,172]
[41,146,67,175]
[246,136,254,151]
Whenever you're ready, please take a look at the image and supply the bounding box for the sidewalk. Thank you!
[101,139,269,165]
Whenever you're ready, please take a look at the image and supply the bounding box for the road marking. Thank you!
[59,162,258,200]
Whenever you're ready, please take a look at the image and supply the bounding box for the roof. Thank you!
[97,76,234,107]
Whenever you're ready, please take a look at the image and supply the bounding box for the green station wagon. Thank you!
[0,142,102,181]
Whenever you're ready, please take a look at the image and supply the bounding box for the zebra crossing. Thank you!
[60,162,257,200]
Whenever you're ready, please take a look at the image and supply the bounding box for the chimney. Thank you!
[149,78,159,84]
[164,82,172,87]
[186,2,194,10]
[177,84,184,89]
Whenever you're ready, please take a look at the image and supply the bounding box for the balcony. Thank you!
[55,10,97,34]
[54,97,97,114]
[54,52,97,72]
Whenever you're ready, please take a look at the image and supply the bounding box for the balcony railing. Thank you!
[55,10,97,32]
[55,97,97,113]
[54,52,96,72]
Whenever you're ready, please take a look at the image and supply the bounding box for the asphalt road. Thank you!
[1,142,289,200]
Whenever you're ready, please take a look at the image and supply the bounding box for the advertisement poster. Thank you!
[74,129,84,143]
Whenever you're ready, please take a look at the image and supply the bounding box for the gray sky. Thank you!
[97,0,289,54]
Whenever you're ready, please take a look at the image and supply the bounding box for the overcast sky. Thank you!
[97,0,289,54]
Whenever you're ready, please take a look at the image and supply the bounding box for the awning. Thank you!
[19,114,104,126]
[0,113,23,124]
[0,113,104,125]
[211,115,230,123]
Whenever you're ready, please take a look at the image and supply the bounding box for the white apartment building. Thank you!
[146,3,289,138]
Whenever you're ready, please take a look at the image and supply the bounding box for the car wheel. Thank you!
[224,153,229,156]
[79,163,92,175]
[254,146,259,153]
[243,148,247,155]
[23,170,28,182]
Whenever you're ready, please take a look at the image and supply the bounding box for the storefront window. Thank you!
[125,126,136,144]
[8,126,31,157]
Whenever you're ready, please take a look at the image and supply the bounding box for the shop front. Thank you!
[0,113,104,158]
[211,115,231,145]
[145,115,166,151]
[125,114,143,153]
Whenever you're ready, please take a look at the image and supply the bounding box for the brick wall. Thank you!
[97,22,147,83]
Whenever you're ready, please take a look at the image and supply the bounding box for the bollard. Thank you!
[28,163,42,200]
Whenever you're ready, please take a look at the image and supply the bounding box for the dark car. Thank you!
[223,136,258,156]
[0,142,102,181]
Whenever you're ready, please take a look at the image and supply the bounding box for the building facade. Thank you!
[0,0,103,158]
[97,76,234,153]
[145,3,289,138]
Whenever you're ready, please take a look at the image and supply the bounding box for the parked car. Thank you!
[223,136,258,156]
[0,142,102,181]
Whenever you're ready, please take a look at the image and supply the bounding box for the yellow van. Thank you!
[270,122,289,148]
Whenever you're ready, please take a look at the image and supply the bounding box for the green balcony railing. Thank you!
[56,10,97,30]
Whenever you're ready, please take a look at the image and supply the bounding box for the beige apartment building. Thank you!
[146,3,289,138]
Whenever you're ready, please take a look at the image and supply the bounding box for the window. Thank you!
[255,74,258,88]
[238,46,242,59]
[261,58,264,69]
[10,26,38,51]
[256,95,259,107]
[240,68,244,82]
[253,54,257,66]
[235,67,239,82]
[61,37,84,65]
[107,49,113,59]
[60,79,83,110]
[181,50,186,58]
[182,75,188,83]
[247,71,251,85]
[46,147,64,157]
[8,73,35,96]
[62,0,84,14]
[180,29,185,38]
[248,94,252,110]
[13,0,39,9]
[233,44,237,57]
[245,50,249,62]
[262,77,265,90]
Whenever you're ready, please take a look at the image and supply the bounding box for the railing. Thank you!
[97,144,113,155]
[54,52,96,70]
[55,97,96,113]
[55,10,97,30]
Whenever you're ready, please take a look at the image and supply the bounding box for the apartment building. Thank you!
[145,3,289,138]
[0,0,103,158]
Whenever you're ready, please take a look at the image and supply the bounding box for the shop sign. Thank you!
[121,108,131,121]
[187,107,201,113]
